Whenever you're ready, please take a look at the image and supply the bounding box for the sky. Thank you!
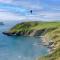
[0,0,60,21]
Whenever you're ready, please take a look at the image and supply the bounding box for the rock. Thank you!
[0,22,4,25]
[49,41,54,45]
[2,32,15,36]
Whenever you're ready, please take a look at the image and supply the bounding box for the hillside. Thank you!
[3,21,60,60]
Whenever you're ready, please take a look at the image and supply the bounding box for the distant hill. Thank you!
[0,22,4,25]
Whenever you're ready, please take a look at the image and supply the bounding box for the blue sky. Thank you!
[0,0,60,21]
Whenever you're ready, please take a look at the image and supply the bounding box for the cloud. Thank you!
[13,1,43,10]
[0,10,26,21]
[0,0,12,3]
[0,0,43,11]
[0,0,60,21]
[0,9,60,22]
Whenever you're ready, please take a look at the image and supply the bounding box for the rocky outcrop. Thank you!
[3,27,57,37]
[3,32,16,36]
[0,22,4,25]
[3,29,46,36]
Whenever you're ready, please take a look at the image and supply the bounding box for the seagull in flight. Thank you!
[30,10,32,14]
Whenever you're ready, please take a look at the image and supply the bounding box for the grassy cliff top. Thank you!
[9,21,60,33]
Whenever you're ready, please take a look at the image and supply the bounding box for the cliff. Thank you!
[3,21,60,60]
[3,21,59,36]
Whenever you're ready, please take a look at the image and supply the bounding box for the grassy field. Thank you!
[9,22,60,33]
[9,21,60,60]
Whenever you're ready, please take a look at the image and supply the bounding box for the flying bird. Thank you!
[30,10,32,14]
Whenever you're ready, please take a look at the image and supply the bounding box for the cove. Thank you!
[0,21,48,60]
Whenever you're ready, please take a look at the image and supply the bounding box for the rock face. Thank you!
[2,21,57,37]
[3,27,57,37]
[3,29,46,36]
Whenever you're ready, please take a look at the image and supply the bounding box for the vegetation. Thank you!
[9,21,39,33]
[10,21,60,33]
[8,21,60,60]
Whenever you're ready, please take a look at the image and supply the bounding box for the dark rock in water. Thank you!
[2,32,15,36]
[15,32,20,36]
[0,22,4,25]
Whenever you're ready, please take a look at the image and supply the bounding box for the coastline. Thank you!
[2,21,60,60]
[41,35,55,54]
[3,29,55,54]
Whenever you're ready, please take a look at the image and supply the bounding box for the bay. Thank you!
[0,21,48,60]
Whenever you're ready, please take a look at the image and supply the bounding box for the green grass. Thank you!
[10,22,60,33]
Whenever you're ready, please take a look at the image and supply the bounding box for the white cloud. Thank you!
[0,9,60,22]
[13,1,43,10]
[41,12,60,18]
[0,0,60,21]
[0,10,26,21]
[0,0,12,3]
[0,0,43,11]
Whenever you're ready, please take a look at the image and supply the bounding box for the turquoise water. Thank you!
[0,22,48,60]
